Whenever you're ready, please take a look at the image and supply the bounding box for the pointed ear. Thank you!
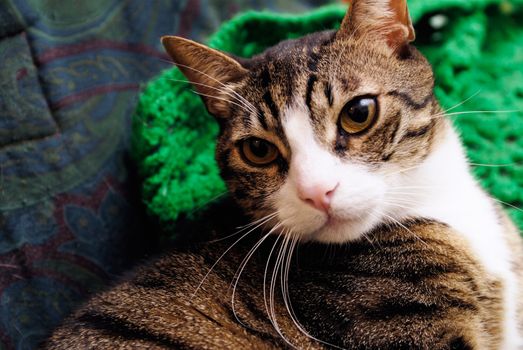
[161,36,248,117]
[337,0,415,51]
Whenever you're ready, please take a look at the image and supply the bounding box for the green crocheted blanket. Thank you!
[132,1,523,238]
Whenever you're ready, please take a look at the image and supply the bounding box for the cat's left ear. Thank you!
[337,0,415,52]
[162,36,249,117]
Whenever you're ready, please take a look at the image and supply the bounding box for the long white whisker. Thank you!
[230,222,282,330]
[166,77,258,115]
[382,201,420,211]
[167,60,258,114]
[263,234,298,348]
[381,164,424,177]
[192,90,258,116]
[235,212,279,231]
[378,211,428,247]
[430,109,521,121]
[387,185,443,190]
[441,90,482,114]
[270,236,286,337]
[490,197,523,214]
[208,212,279,244]
[469,162,518,168]
[280,233,349,350]
[192,214,276,297]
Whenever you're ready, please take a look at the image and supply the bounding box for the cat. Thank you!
[43,0,523,349]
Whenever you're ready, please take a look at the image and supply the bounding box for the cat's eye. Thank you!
[339,97,378,135]
[240,138,279,166]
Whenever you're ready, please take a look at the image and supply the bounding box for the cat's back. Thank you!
[44,219,505,350]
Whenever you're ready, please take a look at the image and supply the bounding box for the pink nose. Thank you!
[298,183,338,212]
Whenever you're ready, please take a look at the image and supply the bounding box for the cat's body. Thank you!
[44,0,523,348]
[43,208,515,349]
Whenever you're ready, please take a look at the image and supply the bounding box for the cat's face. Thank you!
[163,0,446,243]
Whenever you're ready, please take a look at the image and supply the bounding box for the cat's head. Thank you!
[162,0,447,243]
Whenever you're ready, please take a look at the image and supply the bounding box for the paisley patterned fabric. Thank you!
[0,1,333,349]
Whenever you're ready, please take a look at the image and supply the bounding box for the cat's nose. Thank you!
[298,183,338,212]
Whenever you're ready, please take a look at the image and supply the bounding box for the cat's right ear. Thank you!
[161,36,249,117]
[337,0,415,52]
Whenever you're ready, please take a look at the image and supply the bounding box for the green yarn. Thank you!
[132,1,523,238]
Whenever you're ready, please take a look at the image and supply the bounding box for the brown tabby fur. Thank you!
[44,204,503,349]
[44,0,523,348]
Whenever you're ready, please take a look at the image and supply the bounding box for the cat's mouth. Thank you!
[305,210,380,243]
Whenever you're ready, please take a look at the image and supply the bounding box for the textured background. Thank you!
[0,1,334,349]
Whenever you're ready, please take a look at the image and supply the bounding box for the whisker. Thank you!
[469,162,518,168]
[208,212,278,244]
[378,210,428,247]
[490,197,523,214]
[0,264,19,269]
[279,233,349,349]
[269,235,289,343]
[166,77,258,115]
[189,191,229,214]
[382,200,419,212]
[165,60,258,115]
[441,90,482,114]
[263,234,297,348]
[381,164,424,177]
[230,224,281,330]
[386,191,428,196]
[192,214,276,297]
[388,185,443,190]
[430,109,521,121]
[235,212,279,231]
[384,196,425,205]
[191,90,258,116]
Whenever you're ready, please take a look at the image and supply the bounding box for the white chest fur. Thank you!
[403,126,521,349]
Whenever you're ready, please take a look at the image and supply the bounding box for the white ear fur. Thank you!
[161,36,248,117]
[337,0,415,50]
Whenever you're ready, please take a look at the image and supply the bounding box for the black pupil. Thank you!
[250,139,269,158]
[349,99,371,123]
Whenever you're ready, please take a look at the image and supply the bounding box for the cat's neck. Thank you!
[402,121,521,349]
[404,121,508,274]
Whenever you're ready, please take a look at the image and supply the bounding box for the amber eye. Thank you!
[339,97,378,134]
[240,138,279,166]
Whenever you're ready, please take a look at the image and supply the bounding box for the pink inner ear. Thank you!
[388,0,415,42]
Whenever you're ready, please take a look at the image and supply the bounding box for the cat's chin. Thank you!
[304,215,380,244]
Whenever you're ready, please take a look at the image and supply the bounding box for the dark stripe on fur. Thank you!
[382,152,394,162]
[360,114,400,158]
[305,75,317,114]
[339,77,360,92]
[259,67,271,89]
[399,119,436,144]
[387,90,434,110]
[263,91,279,120]
[335,136,348,156]
[255,106,268,130]
[379,114,401,161]
[133,275,169,290]
[78,312,186,349]
[324,81,334,106]
[404,120,435,138]
[319,30,337,47]
[308,51,321,72]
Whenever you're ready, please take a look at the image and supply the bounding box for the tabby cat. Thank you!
[44,0,523,349]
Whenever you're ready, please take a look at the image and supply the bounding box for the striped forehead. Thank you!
[281,102,325,154]
[244,66,338,132]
